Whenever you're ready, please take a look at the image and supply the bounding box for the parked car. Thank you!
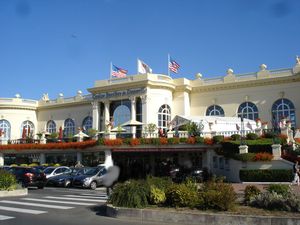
[8,166,47,189]
[72,166,107,190]
[46,167,87,187]
[43,166,71,179]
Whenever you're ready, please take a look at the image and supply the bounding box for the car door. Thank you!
[95,168,107,185]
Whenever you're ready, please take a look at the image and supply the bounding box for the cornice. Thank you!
[37,100,92,110]
[0,105,37,111]
[192,74,300,93]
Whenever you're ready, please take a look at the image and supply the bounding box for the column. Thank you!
[104,100,110,132]
[130,96,136,138]
[104,150,113,169]
[0,153,4,167]
[76,152,82,164]
[92,101,100,130]
[40,153,46,165]
[141,95,147,137]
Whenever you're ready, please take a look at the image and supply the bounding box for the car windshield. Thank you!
[43,167,55,174]
[84,167,100,176]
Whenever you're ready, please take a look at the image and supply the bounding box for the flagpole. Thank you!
[110,62,112,79]
[167,53,170,77]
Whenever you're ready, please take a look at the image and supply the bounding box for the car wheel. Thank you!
[64,180,71,188]
[90,181,97,190]
[37,184,44,189]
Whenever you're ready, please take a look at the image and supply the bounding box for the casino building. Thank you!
[0,58,300,181]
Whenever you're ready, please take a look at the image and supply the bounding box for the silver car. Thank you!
[72,166,107,190]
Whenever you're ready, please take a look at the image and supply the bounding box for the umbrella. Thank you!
[120,119,143,127]
[74,130,89,138]
[110,126,127,132]
[59,126,63,140]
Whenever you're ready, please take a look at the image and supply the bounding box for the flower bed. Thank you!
[0,140,97,150]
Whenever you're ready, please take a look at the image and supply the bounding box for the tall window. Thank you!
[46,120,56,134]
[272,98,296,128]
[82,116,93,132]
[64,118,75,137]
[0,119,11,140]
[21,120,35,138]
[113,105,130,127]
[158,104,171,130]
[237,102,259,120]
[206,105,225,116]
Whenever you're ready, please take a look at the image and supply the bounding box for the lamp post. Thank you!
[240,116,245,145]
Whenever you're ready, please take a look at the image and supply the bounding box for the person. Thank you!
[291,160,299,186]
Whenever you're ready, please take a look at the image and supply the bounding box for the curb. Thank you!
[106,205,300,225]
[0,188,28,197]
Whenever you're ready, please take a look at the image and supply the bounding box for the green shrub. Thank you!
[149,186,166,205]
[20,164,28,167]
[233,153,256,162]
[165,183,198,208]
[231,134,241,141]
[199,181,237,211]
[264,132,277,139]
[0,170,17,191]
[212,135,224,144]
[250,192,300,212]
[167,137,180,144]
[244,185,261,204]
[179,137,187,143]
[246,133,258,140]
[195,136,204,144]
[267,184,291,197]
[109,180,148,208]
[240,169,293,182]
[146,176,172,192]
[97,138,104,145]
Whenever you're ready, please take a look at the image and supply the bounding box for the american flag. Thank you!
[169,57,180,73]
[111,65,128,78]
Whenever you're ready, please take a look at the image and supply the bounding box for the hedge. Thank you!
[219,140,273,158]
[240,169,293,182]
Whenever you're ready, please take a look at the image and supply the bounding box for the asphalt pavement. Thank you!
[0,187,169,225]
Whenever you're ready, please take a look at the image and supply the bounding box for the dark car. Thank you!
[46,167,87,187]
[9,167,47,189]
[72,166,107,190]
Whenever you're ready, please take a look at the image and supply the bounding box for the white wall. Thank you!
[0,108,37,139]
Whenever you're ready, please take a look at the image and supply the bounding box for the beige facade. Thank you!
[0,62,300,140]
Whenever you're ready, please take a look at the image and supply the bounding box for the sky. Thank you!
[0,0,300,100]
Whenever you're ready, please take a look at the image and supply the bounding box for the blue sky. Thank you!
[0,0,299,100]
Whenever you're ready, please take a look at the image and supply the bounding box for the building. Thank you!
[0,58,300,180]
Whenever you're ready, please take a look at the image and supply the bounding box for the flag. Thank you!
[169,57,180,73]
[137,59,152,74]
[236,124,240,131]
[111,65,128,78]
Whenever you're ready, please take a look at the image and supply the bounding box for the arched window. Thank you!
[237,102,259,120]
[82,116,93,132]
[206,105,225,116]
[272,98,296,128]
[64,118,75,137]
[0,120,11,140]
[113,105,130,128]
[158,104,171,130]
[46,120,56,134]
[21,120,35,138]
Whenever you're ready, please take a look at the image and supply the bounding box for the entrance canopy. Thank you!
[171,115,256,132]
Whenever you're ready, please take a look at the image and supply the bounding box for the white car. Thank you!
[44,166,71,179]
